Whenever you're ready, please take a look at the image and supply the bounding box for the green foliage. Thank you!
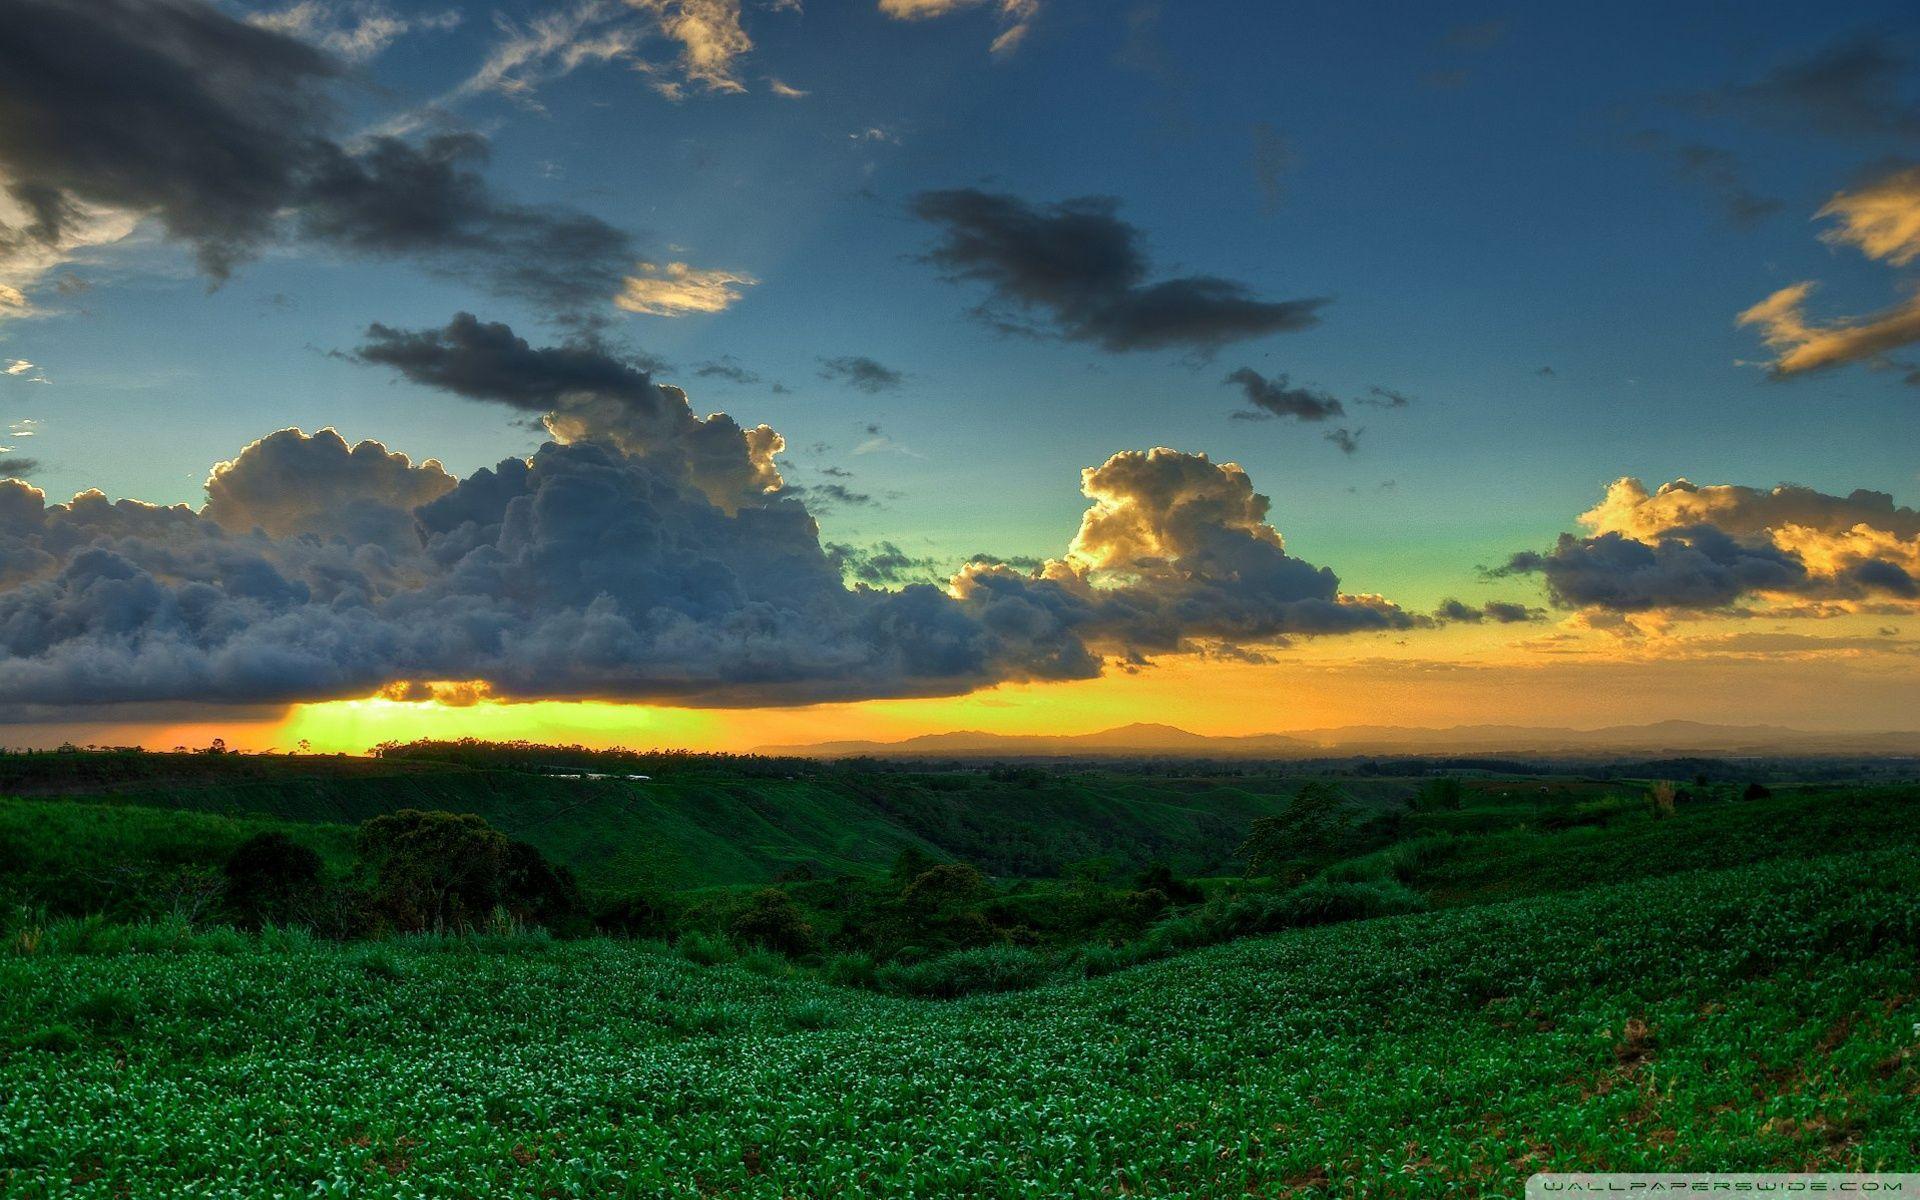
[356,810,510,934]
[874,944,1050,998]
[728,889,818,957]
[3,852,1917,1195]
[222,831,322,928]
[1237,780,1354,875]
[1413,776,1466,812]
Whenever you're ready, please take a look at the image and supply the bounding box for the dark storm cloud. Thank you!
[0,457,37,478]
[1223,368,1343,421]
[358,313,662,413]
[1692,33,1920,141]
[911,189,1326,353]
[0,352,1420,710]
[818,356,904,393]
[0,0,635,318]
[355,314,781,513]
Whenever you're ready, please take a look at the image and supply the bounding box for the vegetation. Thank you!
[4,851,1916,1196]
[3,747,1917,1194]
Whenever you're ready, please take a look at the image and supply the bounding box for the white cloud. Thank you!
[615,261,758,315]
[248,1,461,64]
[3,360,31,376]
[768,78,809,99]
[876,0,1038,57]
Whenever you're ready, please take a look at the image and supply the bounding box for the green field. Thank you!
[3,748,1917,1196]
[5,851,1916,1197]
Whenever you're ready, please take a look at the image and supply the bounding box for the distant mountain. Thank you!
[754,720,1920,760]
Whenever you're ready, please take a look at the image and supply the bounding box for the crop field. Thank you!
[5,848,1917,1198]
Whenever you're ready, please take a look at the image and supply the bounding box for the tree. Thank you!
[1412,777,1465,812]
[1238,781,1352,876]
[356,810,509,934]
[223,832,323,928]
[729,888,817,956]
[1742,781,1771,801]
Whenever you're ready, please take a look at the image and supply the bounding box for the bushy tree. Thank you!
[356,810,508,934]
[1238,781,1353,876]
[729,888,817,956]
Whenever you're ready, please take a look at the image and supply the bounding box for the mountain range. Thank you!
[754,720,1920,760]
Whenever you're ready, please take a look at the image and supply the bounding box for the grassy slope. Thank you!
[12,765,1411,889]
[4,849,1916,1197]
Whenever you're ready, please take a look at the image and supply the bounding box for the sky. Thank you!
[0,0,1918,751]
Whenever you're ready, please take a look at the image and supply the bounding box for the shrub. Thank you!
[728,889,817,957]
[784,999,836,1030]
[876,945,1050,998]
[737,947,790,977]
[676,930,735,967]
[822,952,877,988]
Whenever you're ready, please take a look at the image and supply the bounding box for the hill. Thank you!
[757,719,1920,759]
[6,848,1915,1196]
[0,749,1422,890]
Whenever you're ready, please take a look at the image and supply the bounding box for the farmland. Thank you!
[5,850,1917,1197]
[3,746,1918,1196]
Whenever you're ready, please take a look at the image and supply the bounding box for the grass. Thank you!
[3,848,1916,1196]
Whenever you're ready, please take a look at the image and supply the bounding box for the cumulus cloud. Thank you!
[628,0,754,95]
[877,0,1038,57]
[1501,476,1920,612]
[0,0,640,321]
[912,189,1326,354]
[0,346,1413,710]
[615,261,757,316]
[818,355,904,392]
[356,313,783,513]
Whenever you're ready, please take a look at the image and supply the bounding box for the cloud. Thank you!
[1628,132,1782,228]
[0,457,36,478]
[768,78,808,99]
[1695,33,1920,141]
[912,189,1326,353]
[3,360,31,376]
[818,355,905,392]
[826,540,944,585]
[877,0,1038,57]
[1501,476,1920,613]
[615,261,757,316]
[356,313,782,512]
[1361,386,1412,409]
[1434,598,1542,624]
[0,355,1412,711]
[248,1,461,63]
[1738,282,1920,377]
[0,0,640,321]
[1738,163,1920,376]
[1223,367,1342,421]
[1323,427,1362,455]
[692,356,760,384]
[628,0,753,95]
[1818,162,1920,265]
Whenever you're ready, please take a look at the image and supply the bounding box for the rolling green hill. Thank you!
[0,751,1420,890]
[6,848,1915,1196]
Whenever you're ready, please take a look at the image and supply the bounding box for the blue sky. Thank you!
[9,0,1916,613]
